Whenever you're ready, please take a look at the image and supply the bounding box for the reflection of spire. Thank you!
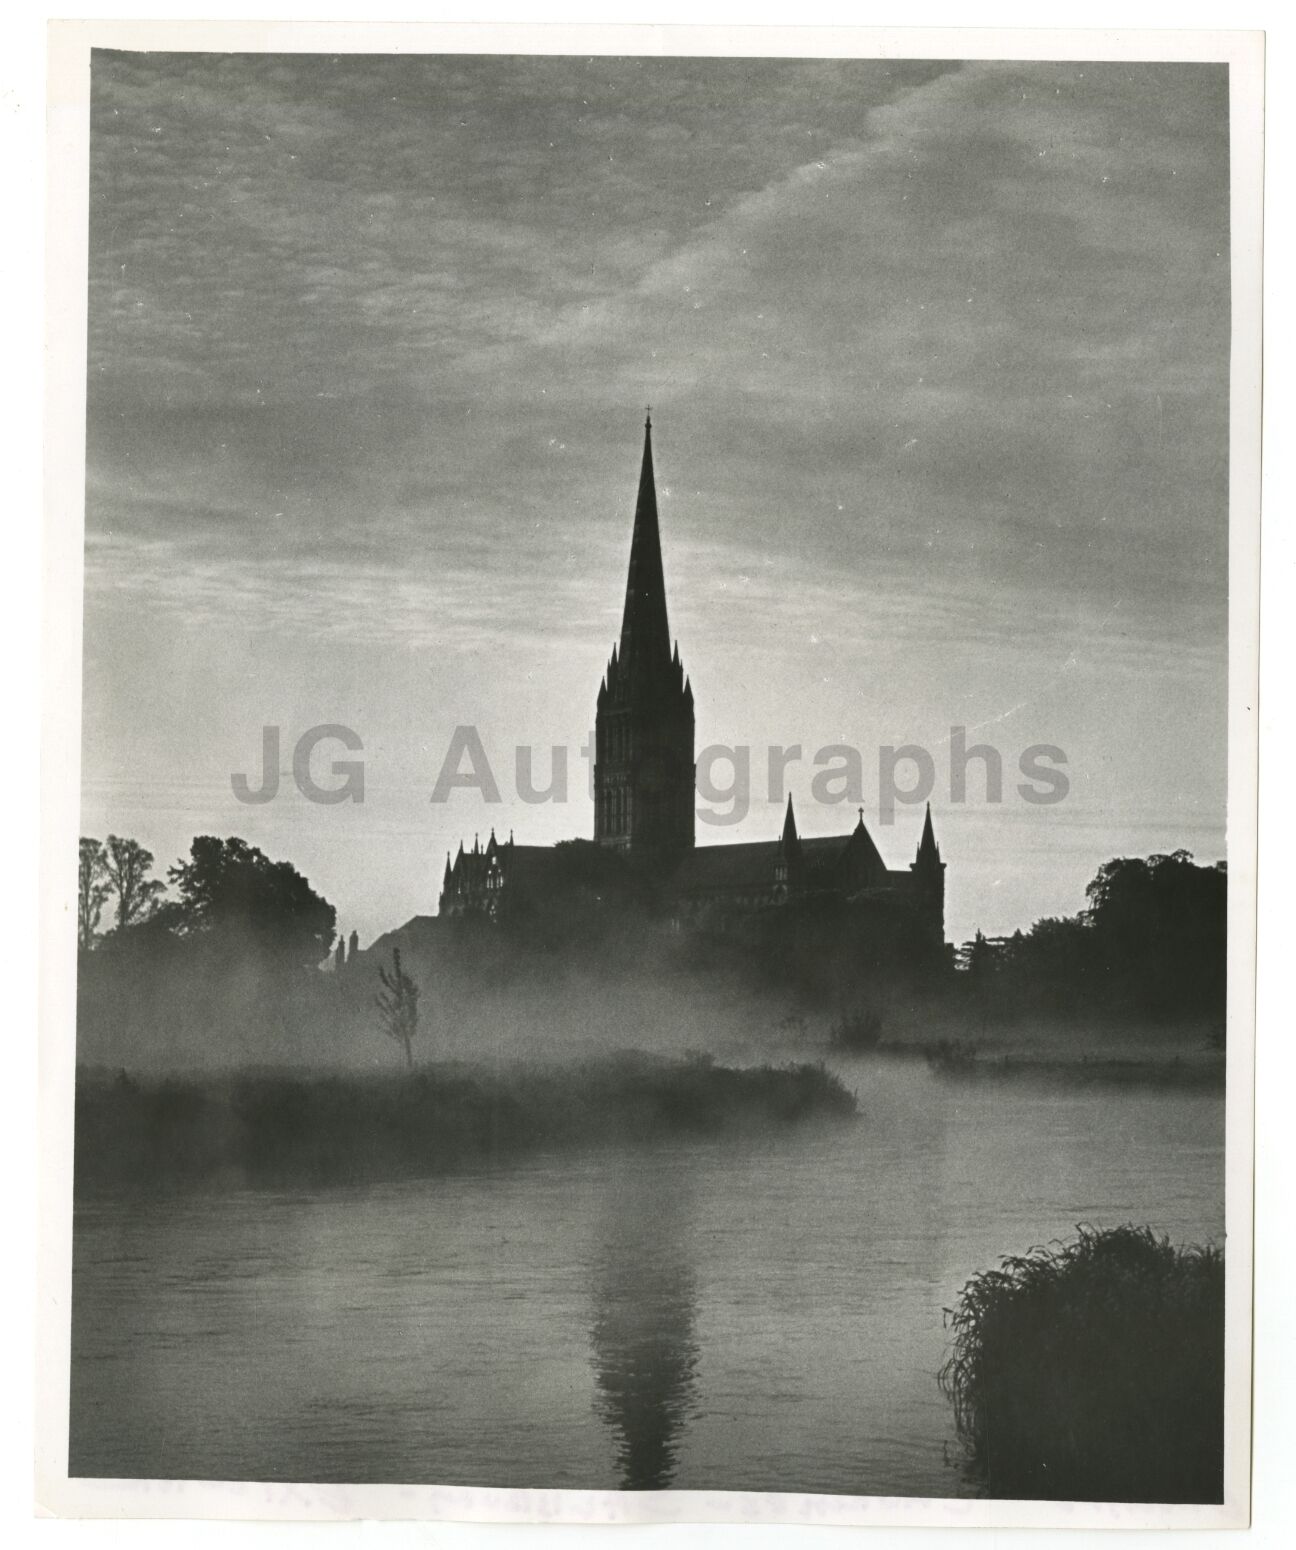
[589,1165,699,1489]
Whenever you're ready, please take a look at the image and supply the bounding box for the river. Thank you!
[69,1059,1225,1495]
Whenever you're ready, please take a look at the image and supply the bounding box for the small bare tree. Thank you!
[375,946,420,1071]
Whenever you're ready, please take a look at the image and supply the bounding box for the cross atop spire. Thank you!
[617,412,673,686]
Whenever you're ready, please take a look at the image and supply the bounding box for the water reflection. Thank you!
[69,1079,1225,1493]
[589,1154,700,1489]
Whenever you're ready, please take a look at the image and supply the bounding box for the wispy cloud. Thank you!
[82,51,1230,943]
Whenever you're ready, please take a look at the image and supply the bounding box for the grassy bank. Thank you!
[853,1040,1226,1088]
[74,1053,857,1194]
[939,1225,1224,1503]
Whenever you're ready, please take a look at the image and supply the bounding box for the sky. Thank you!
[80,51,1231,946]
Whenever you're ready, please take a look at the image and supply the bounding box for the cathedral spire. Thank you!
[617,413,672,683]
[594,414,694,856]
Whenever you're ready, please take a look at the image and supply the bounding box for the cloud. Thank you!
[80,52,1231,943]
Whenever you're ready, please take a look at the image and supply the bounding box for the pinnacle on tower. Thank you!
[781,793,800,851]
[917,802,941,865]
[617,412,673,685]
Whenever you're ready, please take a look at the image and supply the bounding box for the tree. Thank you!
[78,838,111,950]
[961,929,1001,1027]
[954,852,1226,1030]
[166,836,336,968]
[101,835,166,931]
[1083,851,1226,1019]
[963,929,998,981]
[375,947,420,1070]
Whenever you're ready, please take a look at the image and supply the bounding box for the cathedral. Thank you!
[439,417,946,945]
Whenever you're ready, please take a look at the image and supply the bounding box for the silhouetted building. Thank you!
[440,416,946,946]
[594,415,696,859]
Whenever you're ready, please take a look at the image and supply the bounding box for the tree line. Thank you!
[79,834,335,967]
[80,832,428,1070]
[956,850,1227,1033]
[77,833,1227,1069]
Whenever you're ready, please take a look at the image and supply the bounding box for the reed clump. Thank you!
[939,1225,1224,1503]
[828,1008,884,1053]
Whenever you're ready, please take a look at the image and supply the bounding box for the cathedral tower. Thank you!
[910,802,946,942]
[594,415,695,857]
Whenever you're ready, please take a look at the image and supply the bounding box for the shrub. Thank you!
[939,1225,1224,1502]
[828,1008,883,1052]
[924,1038,978,1073]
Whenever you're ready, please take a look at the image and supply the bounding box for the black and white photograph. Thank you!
[38,21,1262,1528]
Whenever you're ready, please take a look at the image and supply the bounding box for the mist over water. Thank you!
[75,967,879,1080]
[70,1059,1224,1493]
